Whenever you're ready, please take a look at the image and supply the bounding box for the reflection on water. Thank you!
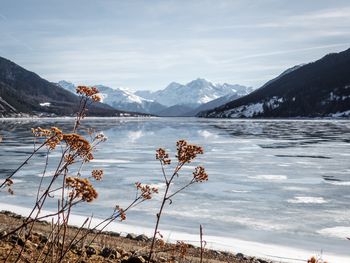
[1,117,350,258]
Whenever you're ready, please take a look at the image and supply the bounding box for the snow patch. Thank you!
[287,196,327,204]
[330,110,350,117]
[249,174,287,180]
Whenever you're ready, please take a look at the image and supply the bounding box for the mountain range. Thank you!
[58,79,252,116]
[198,48,350,118]
[0,57,143,117]
[1,47,350,118]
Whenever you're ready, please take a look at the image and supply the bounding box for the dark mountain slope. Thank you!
[199,48,350,118]
[0,56,139,117]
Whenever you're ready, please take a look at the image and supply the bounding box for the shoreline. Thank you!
[1,203,349,263]
[0,209,273,263]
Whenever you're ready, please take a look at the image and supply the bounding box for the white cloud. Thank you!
[1,1,350,90]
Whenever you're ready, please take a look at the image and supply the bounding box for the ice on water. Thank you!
[1,117,350,262]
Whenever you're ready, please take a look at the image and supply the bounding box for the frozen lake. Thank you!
[1,117,350,262]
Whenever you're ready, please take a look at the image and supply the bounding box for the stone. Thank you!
[0,230,7,238]
[104,231,120,237]
[122,251,132,257]
[127,256,146,263]
[38,233,49,243]
[135,234,149,242]
[100,247,120,258]
[121,256,129,263]
[236,253,244,259]
[126,233,137,240]
[85,246,97,256]
[158,256,167,262]
[257,259,269,263]
[10,233,25,246]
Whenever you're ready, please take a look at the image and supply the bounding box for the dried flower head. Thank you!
[193,166,208,182]
[92,169,103,181]
[95,132,108,142]
[176,140,203,164]
[31,127,51,137]
[76,85,99,97]
[31,126,64,149]
[5,178,13,187]
[64,154,75,165]
[63,133,93,162]
[91,93,102,102]
[65,177,98,202]
[115,205,126,221]
[156,148,171,165]
[307,256,328,263]
[135,182,159,200]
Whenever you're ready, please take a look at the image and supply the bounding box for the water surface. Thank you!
[1,117,350,261]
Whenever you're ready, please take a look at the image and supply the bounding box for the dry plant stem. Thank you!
[56,218,89,263]
[200,225,203,263]
[36,148,50,202]
[0,139,50,188]
[5,149,69,262]
[71,198,144,263]
[73,97,86,132]
[148,163,184,262]
[35,219,59,263]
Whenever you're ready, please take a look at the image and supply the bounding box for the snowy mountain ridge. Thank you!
[135,78,252,107]
[58,79,252,115]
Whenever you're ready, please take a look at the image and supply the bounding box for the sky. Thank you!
[0,0,350,91]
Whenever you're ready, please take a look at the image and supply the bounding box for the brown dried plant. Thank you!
[147,140,208,262]
[0,85,208,263]
[307,256,328,263]
[0,85,157,263]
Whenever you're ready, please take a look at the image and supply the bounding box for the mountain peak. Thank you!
[187,78,211,87]
[165,82,182,90]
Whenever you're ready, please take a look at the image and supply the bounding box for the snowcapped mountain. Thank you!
[135,78,251,107]
[58,78,251,116]
[95,85,166,114]
[58,81,166,114]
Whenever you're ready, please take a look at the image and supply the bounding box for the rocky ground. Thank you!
[0,211,275,263]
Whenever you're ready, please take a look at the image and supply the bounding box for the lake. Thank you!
[1,117,350,262]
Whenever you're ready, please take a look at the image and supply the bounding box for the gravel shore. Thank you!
[0,210,276,263]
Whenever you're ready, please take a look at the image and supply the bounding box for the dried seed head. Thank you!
[176,140,203,164]
[193,166,208,182]
[5,178,13,187]
[31,126,63,149]
[115,205,126,221]
[95,132,107,142]
[63,133,93,162]
[135,182,159,200]
[76,85,102,103]
[156,148,171,165]
[65,177,98,202]
[91,93,102,102]
[92,169,103,181]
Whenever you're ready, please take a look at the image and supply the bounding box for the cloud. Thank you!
[236,43,350,60]
[1,1,350,90]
